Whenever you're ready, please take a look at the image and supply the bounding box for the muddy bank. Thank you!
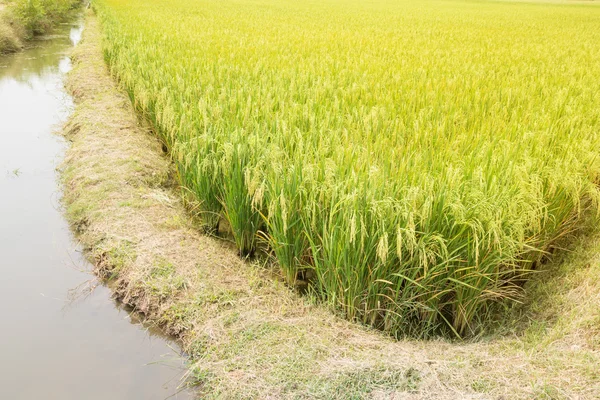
[62,10,600,400]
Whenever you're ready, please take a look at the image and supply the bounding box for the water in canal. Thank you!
[0,19,193,399]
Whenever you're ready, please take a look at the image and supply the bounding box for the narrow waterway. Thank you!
[0,20,193,399]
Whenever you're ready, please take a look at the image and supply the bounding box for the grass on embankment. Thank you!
[0,0,80,55]
[60,11,600,399]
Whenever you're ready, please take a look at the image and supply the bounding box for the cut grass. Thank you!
[61,11,600,399]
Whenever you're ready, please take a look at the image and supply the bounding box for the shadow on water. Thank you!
[0,18,194,400]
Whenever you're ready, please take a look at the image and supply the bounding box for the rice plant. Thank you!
[95,0,600,337]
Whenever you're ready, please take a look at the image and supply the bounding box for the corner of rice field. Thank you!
[61,8,600,399]
[93,0,600,340]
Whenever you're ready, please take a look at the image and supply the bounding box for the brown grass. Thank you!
[60,10,600,399]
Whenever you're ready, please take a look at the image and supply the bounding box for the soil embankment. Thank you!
[62,10,600,399]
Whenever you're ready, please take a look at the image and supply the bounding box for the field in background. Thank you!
[95,0,600,337]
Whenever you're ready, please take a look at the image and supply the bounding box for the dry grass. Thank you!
[60,10,600,399]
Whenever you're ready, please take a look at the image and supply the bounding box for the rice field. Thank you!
[95,0,600,337]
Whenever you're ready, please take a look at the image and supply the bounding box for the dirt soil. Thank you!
[60,10,600,399]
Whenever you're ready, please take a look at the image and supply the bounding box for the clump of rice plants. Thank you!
[95,0,600,337]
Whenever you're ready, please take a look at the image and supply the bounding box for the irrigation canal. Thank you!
[0,18,193,399]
